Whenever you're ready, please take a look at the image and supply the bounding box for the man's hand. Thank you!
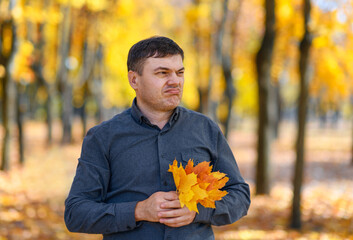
[135,191,179,222]
[158,199,196,227]
[134,191,196,227]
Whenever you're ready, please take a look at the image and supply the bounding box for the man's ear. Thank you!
[128,71,138,90]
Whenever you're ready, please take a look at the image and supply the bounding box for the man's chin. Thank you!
[161,99,181,111]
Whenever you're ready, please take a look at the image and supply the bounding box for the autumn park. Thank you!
[0,0,353,239]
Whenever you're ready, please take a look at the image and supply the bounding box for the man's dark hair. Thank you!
[127,36,184,75]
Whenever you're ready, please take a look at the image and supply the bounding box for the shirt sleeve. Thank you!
[193,128,251,226]
[64,127,141,234]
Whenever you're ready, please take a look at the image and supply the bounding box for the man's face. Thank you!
[129,54,184,112]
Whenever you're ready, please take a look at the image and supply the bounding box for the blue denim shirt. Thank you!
[64,99,250,240]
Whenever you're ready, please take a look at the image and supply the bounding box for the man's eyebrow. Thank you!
[154,67,185,71]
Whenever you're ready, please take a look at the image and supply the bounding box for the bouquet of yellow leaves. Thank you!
[168,159,229,213]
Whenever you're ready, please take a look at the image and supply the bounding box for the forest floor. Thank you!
[0,119,352,240]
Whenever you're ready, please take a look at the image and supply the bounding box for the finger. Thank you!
[160,216,192,227]
[163,191,178,201]
[159,215,184,224]
[163,221,188,228]
[160,200,181,209]
[158,207,190,218]
[159,208,196,227]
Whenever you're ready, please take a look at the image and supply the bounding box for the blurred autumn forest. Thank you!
[0,0,353,239]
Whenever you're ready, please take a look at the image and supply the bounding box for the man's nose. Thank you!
[167,72,182,86]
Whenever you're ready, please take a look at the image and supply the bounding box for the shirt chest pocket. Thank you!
[181,151,212,167]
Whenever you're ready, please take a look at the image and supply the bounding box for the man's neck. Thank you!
[137,102,174,129]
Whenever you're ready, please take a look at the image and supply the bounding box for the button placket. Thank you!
[158,133,170,191]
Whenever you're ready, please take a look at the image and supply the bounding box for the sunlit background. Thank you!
[0,0,352,239]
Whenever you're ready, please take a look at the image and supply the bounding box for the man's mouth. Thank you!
[165,88,180,94]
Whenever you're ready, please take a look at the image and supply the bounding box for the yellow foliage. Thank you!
[185,5,199,26]
[54,0,106,11]
[182,55,199,110]
[313,35,330,48]
[210,65,225,101]
[217,102,229,122]
[275,0,303,39]
[86,0,107,12]
[184,2,211,34]
[277,1,292,23]
[12,41,35,83]
[116,0,135,17]
[1,24,13,57]
[24,6,44,23]
[44,5,62,25]
[234,67,258,116]
[1,0,351,117]
[42,11,60,83]
[11,4,24,22]
[182,77,199,110]
[0,65,5,78]
[36,86,48,103]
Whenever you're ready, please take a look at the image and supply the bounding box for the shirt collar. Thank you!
[131,98,180,126]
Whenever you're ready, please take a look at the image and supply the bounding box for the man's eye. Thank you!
[157,72,168,75]
[177,71,184,76]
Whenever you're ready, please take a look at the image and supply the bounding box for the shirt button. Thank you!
[163,181,168,186]
[161,154,166,158]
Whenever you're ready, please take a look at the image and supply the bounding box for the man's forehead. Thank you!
[145,55,184,68]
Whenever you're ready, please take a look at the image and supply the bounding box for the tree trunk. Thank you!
[93,43,105,123]
[193,0,205,114]
[32,22,53,145]
[45,84,53,144]
[215,0,237,139]
[222,0,240,139]
[80,82,88,137]
[222,55,235,139]
[62,82,73,144]
[221,0,243,138]
[15,83,25,165]
[351,100,353,165]
[255,0,276,195]
[190,0,211,114]
[271,83,281,139]
[1,71,10,171]
[79,33,96,137]
[215,0,229,135]
[57,6,73,144]
[0,17,15,171]
[290,0,312,229]
[207,2,218,123]
[37,78,52,144]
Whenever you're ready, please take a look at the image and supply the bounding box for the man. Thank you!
[65,36,250,240]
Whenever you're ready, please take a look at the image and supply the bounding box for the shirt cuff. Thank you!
[115,201,141,232]
[193,205,212,223]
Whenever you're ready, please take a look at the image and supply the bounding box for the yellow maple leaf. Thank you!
[168,159,229,213]
[199,197,216,209]
[185,159,194,174]
[168,159,185,188]
[180,191,197,212]
[193,161,212,177]
[191,184,208,202]
[179,171,197,193]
